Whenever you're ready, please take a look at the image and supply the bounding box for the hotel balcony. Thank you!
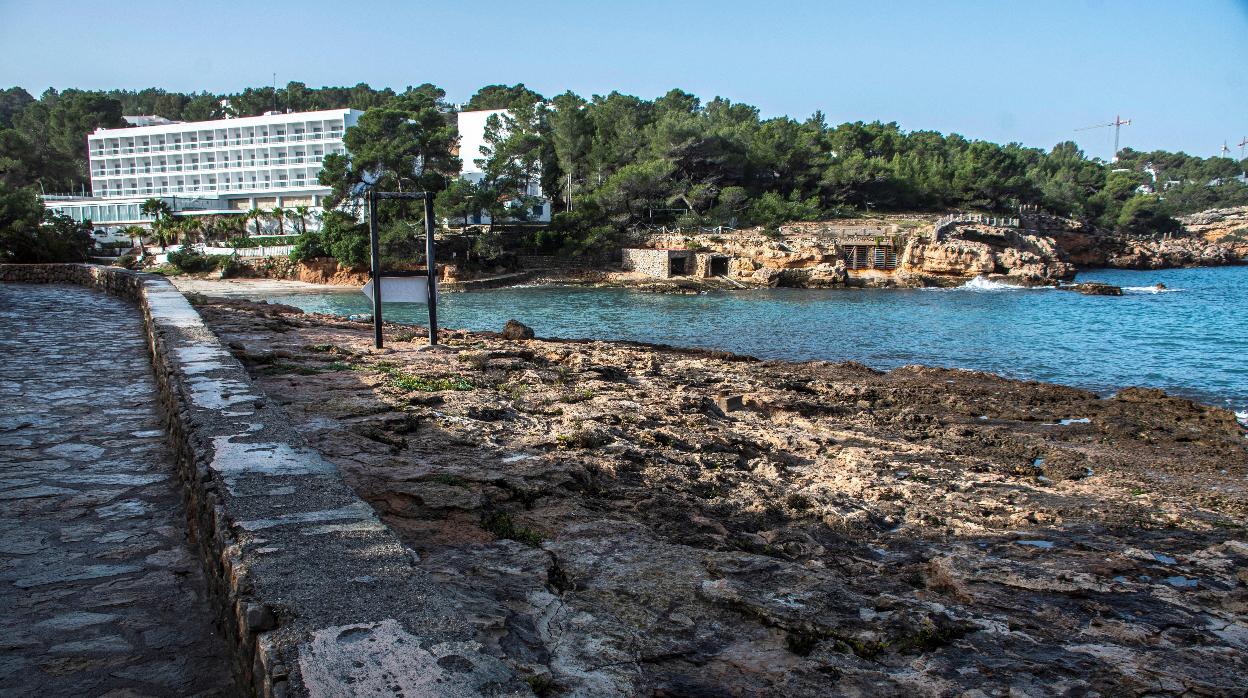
[89,130,346,158]
[91,155,338,178]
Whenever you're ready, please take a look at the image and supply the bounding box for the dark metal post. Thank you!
[423,196,438,346]
[368,190,383,349]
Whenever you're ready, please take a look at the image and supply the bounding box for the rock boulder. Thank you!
[501,319,535,340]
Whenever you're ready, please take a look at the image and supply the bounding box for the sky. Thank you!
[2,0,1245,160]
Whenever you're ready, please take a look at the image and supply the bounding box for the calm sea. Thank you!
[256,266,1248,419]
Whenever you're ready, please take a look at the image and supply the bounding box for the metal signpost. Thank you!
[364,190,439,349]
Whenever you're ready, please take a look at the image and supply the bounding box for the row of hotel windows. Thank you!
[50,203,144,224]
[97,179,324,197]
[90,126,345,156]
[98,170,320,189]
[92,149,341,177]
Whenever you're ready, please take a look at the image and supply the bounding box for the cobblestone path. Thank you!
[0,284,235,696]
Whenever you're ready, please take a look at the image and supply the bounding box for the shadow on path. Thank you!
[0,283,234,696]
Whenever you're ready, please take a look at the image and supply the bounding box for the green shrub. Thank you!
[481,511,543,546]
[749,191,823,228]
[167,248,219,273]
[113,250,142,270]
[218,256,248,278]
[291,211,368,268]
[0,186,93,263]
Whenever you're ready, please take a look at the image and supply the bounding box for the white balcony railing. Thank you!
[90,130,345,159]
[92,155,333,179]
[103,179,321,197]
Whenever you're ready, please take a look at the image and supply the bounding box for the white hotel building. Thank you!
[44,109,362,236]
[44,106,552,240]
[455,109,551,224]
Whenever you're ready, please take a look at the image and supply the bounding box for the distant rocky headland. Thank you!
[215,206,1248,294]
[195,296,1248,695]
[599,205,1248,292]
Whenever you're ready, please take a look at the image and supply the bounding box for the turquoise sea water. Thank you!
[258,266,1248,417]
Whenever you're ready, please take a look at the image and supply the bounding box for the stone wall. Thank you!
[517,254,592,270]
[622,248,732,279]
[0,264,520,697]
[622,248,672,278]
[623,248,704,278]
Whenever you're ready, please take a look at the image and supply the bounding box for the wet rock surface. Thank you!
[199,297,1248,696]
[0,284,234,696]
[1063,282,1124,296]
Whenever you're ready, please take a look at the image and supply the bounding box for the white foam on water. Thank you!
[1236,410,1247,428]
[1123,285,1182,294]
[956,276,1027,292]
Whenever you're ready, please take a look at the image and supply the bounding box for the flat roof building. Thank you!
[45,109,362,234]
[454,109,551,225]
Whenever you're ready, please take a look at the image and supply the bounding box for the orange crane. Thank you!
[1076,114,1132,161]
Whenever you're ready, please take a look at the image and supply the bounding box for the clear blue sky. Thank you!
[2,0,1245,159]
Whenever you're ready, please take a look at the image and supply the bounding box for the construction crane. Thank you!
[1076,114,1132,161]
[1237,136,1247,160]
[1220,141,1231,158]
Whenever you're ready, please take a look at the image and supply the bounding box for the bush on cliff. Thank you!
[291,211,369,269]
[543,202,620,257]
[1116,195,1181,236]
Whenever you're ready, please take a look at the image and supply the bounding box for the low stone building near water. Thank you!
[621,248,731,279]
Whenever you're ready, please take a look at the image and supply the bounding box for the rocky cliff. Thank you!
[641,209,1244,290]
[650,219,1078,288]
[899,225,1076,286]
[1180,205,1248,258]
[1053,229,1245,270]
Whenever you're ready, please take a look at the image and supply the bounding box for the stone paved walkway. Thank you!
[0,284,235,696]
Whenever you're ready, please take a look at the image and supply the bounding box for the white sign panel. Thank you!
[361,277,431,304]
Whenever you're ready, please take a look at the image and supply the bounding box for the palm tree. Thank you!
[229,214,248,241]
[200,215,221,244]
[288,205,311,235]
[140,198,172,222]
[140,199,172,253]
[151,219,173,251]
[122,225,146,251]
[183,217,204,245]
[270,206,286,235]
[244,208,265,238]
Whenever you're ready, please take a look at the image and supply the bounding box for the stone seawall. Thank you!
[0,264,523,697]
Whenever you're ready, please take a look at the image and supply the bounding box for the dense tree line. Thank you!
[430,86,1247,256]
[2,81,1246,265]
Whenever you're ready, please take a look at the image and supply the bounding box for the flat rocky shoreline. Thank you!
[196,296,1248,696]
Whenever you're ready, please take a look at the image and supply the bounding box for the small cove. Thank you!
[246,265,1248,417]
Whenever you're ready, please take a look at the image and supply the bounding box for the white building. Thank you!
[45,108,362,236]
[122,115,181,127]
[455,109,551,225]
